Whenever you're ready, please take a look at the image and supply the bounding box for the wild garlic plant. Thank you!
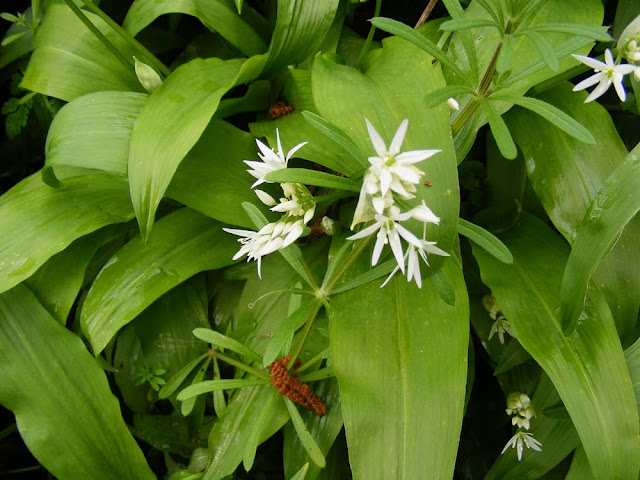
[1,1,640,479]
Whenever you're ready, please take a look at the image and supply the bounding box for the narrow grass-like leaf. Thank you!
[483,100,517,159]
[561,144,640,333]
[494,93,594,144]
[158,353,208,399]
[128,55,266,240]
[298,368,334,383]
[181,358,211,416]
[496,34,515,74]
[439,0,479,79]
[525,23,611,41]
[457,218,513,264]
[263,304,311,367]
[0,285,154,479]
[301,111,364,167]
[472,214,640,479]
[424,85,475,108]
[290,463,309,480]
[370,17,471,85]
[81,208,238,354]
[518,31,559,71]
[329,259,395,295]
[193,328,262,363]
[264,169,361,193]
[243,389,278,471]
[284,398,326,468]
[177,379,267,401]
[439,18,500,31]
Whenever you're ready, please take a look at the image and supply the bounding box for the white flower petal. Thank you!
[573,72,603,91]
[613,77,627,102]
[347,220,383,240]
[571,53,607,70]
[380,168,392,196]
[615,63,637,75]
[365,118,387,157]
[388,227,405,273]
[255,189,276,206]
[604,48,614,67]
[285,141,309,162]
[585,79,611,102]
[371,228,387,266]
[395,149,440,165]
[372,196,386,215]
[395,223,423,249]
[276,129,284,160]
[389,119,408,155]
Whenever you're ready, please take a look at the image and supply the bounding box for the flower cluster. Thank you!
[224,130,315,277]
[348,119,448,288]
[572,48,638,103]
[483,294,515,344]
[501,392,541,461]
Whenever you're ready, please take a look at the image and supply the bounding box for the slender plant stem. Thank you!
[299,367,334,383]
[62,0,133,72]
[323,236,372,293]
[354,0,382,69]
[299,256,320,294]
[295,348,329,374]
[415,0,438,29]
[80,0,172,77]
[287,300,323,370]
[31,0,40,29]
[213,351,270,380]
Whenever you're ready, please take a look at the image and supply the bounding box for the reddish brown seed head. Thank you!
[268,101,294,119]
[268,355,326,416]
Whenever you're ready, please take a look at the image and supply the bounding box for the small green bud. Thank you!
[134,56,162,93]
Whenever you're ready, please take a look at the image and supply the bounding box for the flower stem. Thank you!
[295,347,329,374]
[354,0,382,69]
[299,256,320,294]
[415,0,438,29]
[80,0,172,77]
[62,0,133,72]
[286,300,323,370]
[212,351,270,381]
[323,236,372,293]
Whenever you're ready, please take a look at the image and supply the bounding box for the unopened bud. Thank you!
[134,56,162,93]
[447,97,460,111]
[321,216,341,236]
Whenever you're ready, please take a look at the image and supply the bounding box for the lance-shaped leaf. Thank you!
[21,5,142,101]
[0,169,134,294]
[329,256,469,479]
[264,169,361,192]
[507,83,640,346]
[81,208,238,353]
[177,378,267,401]
[472,214,640,479]
[0,285,154,479]
[193,328,262,363]
[123,0,268,57]
[457,218,513,264]
[128,55,266,241]
[311,37,459,273]
[561,144,640,333]
[44,91,147,178]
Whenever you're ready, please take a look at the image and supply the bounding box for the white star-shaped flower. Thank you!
[501,431,542,461]
[572,49,636,102]
[223,219,305,278]
[244,129,307,188]
[380,238,449,289]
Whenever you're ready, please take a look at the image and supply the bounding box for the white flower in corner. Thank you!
[501,431,542,461]
[244,129,308,187]
[381,238,449,289]
[572,49,636,102]
[223,219,305,278]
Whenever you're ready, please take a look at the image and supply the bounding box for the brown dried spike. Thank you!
[268,355,326,416]
[268,101,294,119]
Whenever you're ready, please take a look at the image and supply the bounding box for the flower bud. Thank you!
[447,97,460,111]
[321,216,341,236]
[134,56,162,93]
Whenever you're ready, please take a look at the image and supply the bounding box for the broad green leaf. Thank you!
[25,226,123,323]
[492,93,594,144]
[483,99,517,159]
[329,257,469,479]
[81,208,238,353]
[625,336,640,410]
[21,5,142,101]
[311,37,459,272]
[45,91,147,178]
[264,169,361,192]
[0,20,33,69]
[0,285,154,479]
[283,378,342,480]
[493,340,531,375]
[192,328,262,363]
[249,70,363,176]
[424,85,475,108]
[284,398,326,468]
[176,375,264,401]
[301,111,364,168]
[496,34,515,73]
[128,55,266,240]
[560,144,640,333]
[262,0,340,74]
[428,266,456,305]
[132,414,195,458]
[615,2,640,39]
[0,169,134,294]
[457,218,513,264]
[507,83,640,346]
[519,31,559,72]
[472,214,640,479]
[566,446,595,480]
[123,0,268,56]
